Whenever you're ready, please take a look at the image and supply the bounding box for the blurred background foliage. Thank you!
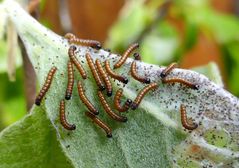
[0,0,238,130]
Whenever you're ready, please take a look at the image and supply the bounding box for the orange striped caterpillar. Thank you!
[114,88,132,112]
[86,53,105,91]
[180,104,198,130]
[65,33,101,49]
[65,61,74,100]
[105,60,128,84]
[131,83,158,110]
[95,59,112,96]
[85,111,112,138]
[77,81,99,115]
[98,91,127,122]
[131,61,150,84]
[60,100,76,130]
[35,66,57,106]
[162,77,199,90]
[160,62,177,78]
[114,43,139,69]
[68,45,87,79]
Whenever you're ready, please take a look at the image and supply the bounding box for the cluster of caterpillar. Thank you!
[34,33,198,137]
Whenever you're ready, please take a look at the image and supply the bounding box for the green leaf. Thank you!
[1,0,239,167]
[184,22,198,50]
[0,68,26,128]
[141,21,179,65]
[222,42,239,97]
[106,0,149,49]
[198,9,239,44]
[174,0,239,44]
[1,96,26,126]
[0,108,73,168]
[105,0,159,51]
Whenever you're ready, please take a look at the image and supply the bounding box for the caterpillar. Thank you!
[60,100,76,130]
[162,77,199,90]
[86,53,105,91]
[160,62,177,78]
[65,33,101,49]
[35,66,57,106]
[130,61,150,84]
[114,43,139,69]
[68,45,87,79]
[95,59,112,96]
[65,61,74,100]
[180,104,198,130]
[85,111,112,138]
[131,83,158,110]
[114,88,132,112]
[98,91,127,122]
[105,60,128,84]
[77,81,99,115]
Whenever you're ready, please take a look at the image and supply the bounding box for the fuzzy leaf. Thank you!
[0,107,73,168]
[192,62,223,87]
[1,0,239,167]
